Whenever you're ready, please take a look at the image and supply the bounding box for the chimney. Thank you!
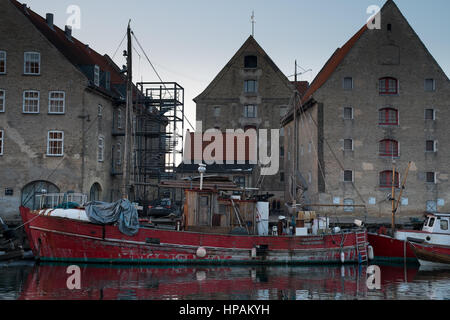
[22,3,29,14]
[65,25,72,40]
[46,13,54,29]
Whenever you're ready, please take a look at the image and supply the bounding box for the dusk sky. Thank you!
[23,0,450,131]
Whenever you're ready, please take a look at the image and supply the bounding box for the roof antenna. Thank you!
[251,11,256,37]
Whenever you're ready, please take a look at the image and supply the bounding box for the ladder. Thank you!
[355,230,368,264]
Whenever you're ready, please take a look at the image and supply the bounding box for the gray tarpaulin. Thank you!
[85,199,139,236]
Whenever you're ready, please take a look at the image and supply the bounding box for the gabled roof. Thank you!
[300,24,367,103]
[194,35,294,102]
[10,0,127,96]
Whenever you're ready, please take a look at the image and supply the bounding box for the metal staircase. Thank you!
[356,230,368,264]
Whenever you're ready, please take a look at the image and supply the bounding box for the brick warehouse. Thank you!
[282,0,450,222]
[185,35,308,212]
[0,0,166,222]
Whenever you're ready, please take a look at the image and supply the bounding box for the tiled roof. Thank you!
[291,81,309,97]
[10,0,126,95]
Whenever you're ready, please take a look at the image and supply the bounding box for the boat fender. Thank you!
[340,251,345,264]
[196,247,207,258]
[368,245,374,260]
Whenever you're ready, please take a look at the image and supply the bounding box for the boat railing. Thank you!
[36,193,88,210]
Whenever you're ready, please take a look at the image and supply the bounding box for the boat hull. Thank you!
[409,242,450,267]
[368,233,417,264]
[20,207,365,265]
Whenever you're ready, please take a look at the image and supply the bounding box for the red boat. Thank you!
[19,204,367,265]
[368,213,450,264]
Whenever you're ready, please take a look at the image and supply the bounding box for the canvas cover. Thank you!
[85,199,139,236]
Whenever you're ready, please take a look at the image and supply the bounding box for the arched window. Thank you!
[379,139,399,157]
[379,77,398,95]
[21,181,59,210]
[89,183,102,202]
[379,108,398,126]
[379,171,399,188]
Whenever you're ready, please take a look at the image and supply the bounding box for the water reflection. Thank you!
[0,262,449,300]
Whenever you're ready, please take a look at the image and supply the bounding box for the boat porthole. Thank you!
[426,236,431,241]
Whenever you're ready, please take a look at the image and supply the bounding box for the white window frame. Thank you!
[425,108,436,121]
[0,90,5,112]
[116,143,122,166]
[343,170,354,183]
[244,105,257,118]
[343,107,354,120]
[23,90,40,114]
[343,77,353,90]
[94,65,100,87]
[344,139,354,151]
[24,52,41,75]
[426,172,437,184]
[0,129,3,155]
[0,51,6,74]
[98,135,105,162]
[117,109,122,129]
[48,91,65,114]
[425,79,436,92]
[47,131,64,157]
[244,80,258,93]
[426,140,437,153]
[98,104,103,117]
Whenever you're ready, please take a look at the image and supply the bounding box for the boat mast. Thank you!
[122,20,133,199]
[391,164,396,231]
[292,61,298,207]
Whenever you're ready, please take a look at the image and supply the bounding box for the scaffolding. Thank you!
[132,82,185,202]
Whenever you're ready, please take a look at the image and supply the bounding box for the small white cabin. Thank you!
[422,214,450,234]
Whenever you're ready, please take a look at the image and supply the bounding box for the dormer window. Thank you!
[244,55,257,69]
[105,72,111,90]
[24,52,40,75]
[94,65,100,87]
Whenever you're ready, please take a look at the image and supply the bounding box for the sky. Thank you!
[23,0,450,132]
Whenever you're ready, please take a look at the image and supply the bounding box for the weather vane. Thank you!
[251,11,256,37]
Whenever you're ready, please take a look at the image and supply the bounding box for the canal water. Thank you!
[0,261,449,300]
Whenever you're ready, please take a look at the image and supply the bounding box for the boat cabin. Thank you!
[422,214,450,234]
[160,176,264,235]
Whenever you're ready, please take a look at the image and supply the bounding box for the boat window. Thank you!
[440,219,448,231]
[429,218,435,228]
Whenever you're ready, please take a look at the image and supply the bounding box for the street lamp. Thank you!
[198,164,206,190]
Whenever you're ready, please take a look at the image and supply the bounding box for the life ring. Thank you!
[196,247,207,258]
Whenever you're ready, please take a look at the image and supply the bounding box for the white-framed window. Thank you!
[343,170,354,182]
[344,107,353,120]
[116,143,122,166]
[214,106,221,117]
[0,130,3,155]
[0,51,6,74]
[117,109,122,129]
[47,131,64,156]
[0,90,5,112]
[98,104,103,117]
[344,139,354,151]
[244,105,257,118]
[426,140,437,153]
[244,80,258,93]
[24,52,41,75]
[98,136,105,162]
[425,79,436,92]
[426,172,437,184]
[23,90,40,113]
[343,77,353,90]
[48,91,65,114]
[425,108,435,120]
[94,65,100,86]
